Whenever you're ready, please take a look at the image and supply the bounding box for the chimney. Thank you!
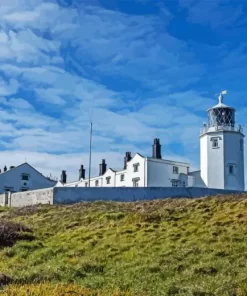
[152,138,162,159]
[61,170,67,183]
[99,159,107,176]
[79,165,85,180]
[124,152,132,169]
[4,166,7,172]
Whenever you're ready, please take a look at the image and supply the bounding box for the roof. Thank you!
[0,162,57,184]
[208,102,235,111]
[188,170,200,175]
[146,157,190,166]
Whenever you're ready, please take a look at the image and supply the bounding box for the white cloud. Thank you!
[178,0,245,29]
[0,78,19,96]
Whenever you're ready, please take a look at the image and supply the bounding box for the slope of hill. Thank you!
[1,195,247,296]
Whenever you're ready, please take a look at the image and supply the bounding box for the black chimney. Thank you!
[79,165,85,180]
[99,159,107,176]
[61,170,67,183]
[4,166,7,172]
[152,138,162,159]
[124,152,132,169]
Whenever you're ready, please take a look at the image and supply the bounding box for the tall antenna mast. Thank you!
[88,121,92,187]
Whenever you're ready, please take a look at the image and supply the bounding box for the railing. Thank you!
[200,124,244,135]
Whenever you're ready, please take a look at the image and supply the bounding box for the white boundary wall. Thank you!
[53,187,244,204]
[9,188,53,207]
[0,187,244,208]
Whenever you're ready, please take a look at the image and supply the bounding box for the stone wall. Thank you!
[0,193,8,206]
[10,188,53,207]
[2,186,245,208]
[53,187,243,204]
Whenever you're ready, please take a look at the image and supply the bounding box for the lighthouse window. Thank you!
[229,165,234,174]
[240,139,243,151]
[212,138,218,148]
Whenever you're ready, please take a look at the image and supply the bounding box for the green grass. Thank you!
[1,195,247,295]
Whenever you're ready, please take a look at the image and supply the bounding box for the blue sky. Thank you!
[0,0,247,182]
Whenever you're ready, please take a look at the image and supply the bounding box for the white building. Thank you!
[57,91,245,190]
[0,163,57,193]
[57,139,192,188]
[200,91,245,190]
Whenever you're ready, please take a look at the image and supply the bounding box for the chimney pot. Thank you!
[79,165,85,180]
[152,138,162,159]
[99,159,107,175]
[61,170,67,183]
[124,152,132,169]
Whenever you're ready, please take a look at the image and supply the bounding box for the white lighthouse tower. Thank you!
[200,91,245,190]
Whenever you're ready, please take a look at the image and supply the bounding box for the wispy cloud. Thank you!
[178,0,245,29]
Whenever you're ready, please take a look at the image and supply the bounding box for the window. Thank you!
[212,138,218,148]
[173,166,179,174]
[133,163,139,172]
[183,181,186,187]
[95,180,99,186]
[240,139,243,151]
[229,164,234,174]
[171,180,178,187]
[85,182,88,187]
[106,177,111,184]
[120,174,125,181]
[21,174,29,181]
[132,177,140,187]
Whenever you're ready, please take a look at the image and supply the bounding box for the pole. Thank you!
[88,121,92,187]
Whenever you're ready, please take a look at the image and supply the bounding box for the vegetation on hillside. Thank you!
[1,195,247,295]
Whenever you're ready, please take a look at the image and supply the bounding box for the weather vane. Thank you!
[217,90,227,104]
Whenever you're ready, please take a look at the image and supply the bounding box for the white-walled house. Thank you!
[58,149,192,188]
[0,163,57,193]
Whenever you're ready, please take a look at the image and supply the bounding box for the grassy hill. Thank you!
[1,195,247,295]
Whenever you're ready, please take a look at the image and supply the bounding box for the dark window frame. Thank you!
[240,139,244,151]
[21,174,30,181]
[132,177,140,187]
[171,180,179,187]
[211,137,219,148]
[133,163,139,172]
[229,164,234,174]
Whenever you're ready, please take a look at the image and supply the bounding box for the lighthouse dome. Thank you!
[207,91,235,128]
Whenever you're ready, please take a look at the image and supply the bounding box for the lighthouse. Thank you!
[200,91,245,190]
